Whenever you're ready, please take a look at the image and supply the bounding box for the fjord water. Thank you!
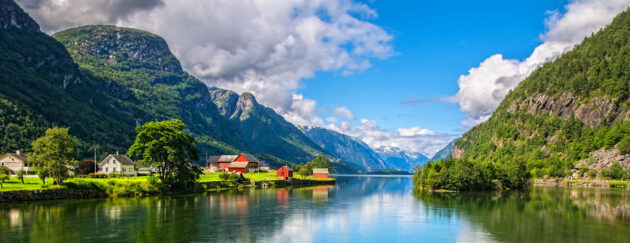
[1,176,629,242]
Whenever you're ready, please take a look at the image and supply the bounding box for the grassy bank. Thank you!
[1,172,335,195]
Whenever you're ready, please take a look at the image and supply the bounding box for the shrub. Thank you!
[228,173,240,182]
[601,162,628,180]
[618,136,630,155]
[0,174,8,188]
[588,169,598,179]
[218,172,229,180]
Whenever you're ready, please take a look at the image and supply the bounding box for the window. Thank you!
[106,168,108,172]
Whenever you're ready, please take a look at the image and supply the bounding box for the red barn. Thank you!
[227,154,260,173]
[277,166,293,180]
[313,168,329,178]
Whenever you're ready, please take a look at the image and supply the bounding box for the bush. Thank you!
[218,172,229,180]
[601,162,628,180]
[228,173,241,182]
[88,173,108,179]
[618,136,630,155]
[588,169,598,179]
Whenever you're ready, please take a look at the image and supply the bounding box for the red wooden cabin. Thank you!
[313,168,329,178]
[226,154,260,173]
[277,166,293,180]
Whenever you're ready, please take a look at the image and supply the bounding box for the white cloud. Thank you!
[332,106,355,119]
[18,0,393,126]
[452,0,630,127]
[398,126,436,136]
[328,119,454,157]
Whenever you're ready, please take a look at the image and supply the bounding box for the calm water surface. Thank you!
[1,175,629,242]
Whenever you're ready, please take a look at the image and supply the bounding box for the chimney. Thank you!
[16,150,20,155]
[116,151,119,155]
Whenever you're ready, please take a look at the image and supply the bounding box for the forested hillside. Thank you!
[416,8,630,191]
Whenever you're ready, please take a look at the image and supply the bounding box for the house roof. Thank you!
[228,162,250,168]
[279,166,293,171]
[0,153,28,162]
[208,156,221,163]
[218,155,238,162]
[240,154,260,163]
[313,168,329,174]
[101,154,134,165]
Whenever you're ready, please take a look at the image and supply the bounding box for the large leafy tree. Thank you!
[30,127,80,185]
[128,119,201,188]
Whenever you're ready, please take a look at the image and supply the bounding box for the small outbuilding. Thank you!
[277,166,293,180]
[313,168,329,178]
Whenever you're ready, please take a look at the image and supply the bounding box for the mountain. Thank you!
[375,146,429,172]
[0,0,329,168]
[452,9,630,177]
[297,125,388,171]
[0,0,137,155]
[208,87,328,164]
[430,139,458,161]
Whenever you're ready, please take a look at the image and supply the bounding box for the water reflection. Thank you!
[414,187,630,243]
[0,176,628,242]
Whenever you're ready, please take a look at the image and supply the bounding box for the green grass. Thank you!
[0,172,334,193]
[0,176,59,191]
[63,177,159,197]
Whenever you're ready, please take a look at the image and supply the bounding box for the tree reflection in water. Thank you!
[414,187,630,243]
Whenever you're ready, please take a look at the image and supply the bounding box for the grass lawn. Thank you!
[1,171,334,192]
[0,176,59,191]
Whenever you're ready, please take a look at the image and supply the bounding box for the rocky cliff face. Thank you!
[508,93,629,126]
[0,0,38,31]
[208,87,330,164]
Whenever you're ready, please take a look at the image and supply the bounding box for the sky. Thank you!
[16,0,630,157]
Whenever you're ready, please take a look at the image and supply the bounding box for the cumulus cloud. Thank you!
[332,106,355,119]
[16,0,164,32]
[452,0,630,127]
[18,0,393,126]
[327,119,455,157]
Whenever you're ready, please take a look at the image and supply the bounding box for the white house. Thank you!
[98,152,136,176]
[0,150,31,174]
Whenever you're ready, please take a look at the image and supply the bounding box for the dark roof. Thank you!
[218,155,238,162]
[1,153,28,162]
[102,154,134,165]
[228,162,250,168]
[279,166,293,171]
[240,154,260,163]
[208,156,221,163]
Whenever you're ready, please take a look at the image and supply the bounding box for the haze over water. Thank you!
[1,176,629,242]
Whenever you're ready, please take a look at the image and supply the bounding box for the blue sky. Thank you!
[20,0,629,155]
[302,0,567,135]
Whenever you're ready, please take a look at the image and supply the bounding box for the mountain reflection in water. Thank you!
[0,176,629,242]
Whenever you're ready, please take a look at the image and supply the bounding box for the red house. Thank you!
[226,154,260,173]
[313,168,329,178]
[217,155,238,170]
[277,166,293,180]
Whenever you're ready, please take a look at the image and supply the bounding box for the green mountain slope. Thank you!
[417,8,630,191]
[453,9,630,172]
[54,25,330,165]
[209,87,328,164]
[0,0,136,154]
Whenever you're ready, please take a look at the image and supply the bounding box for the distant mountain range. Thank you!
[298,126,388,171]
[429,138,458,161]
[374,146,429,171]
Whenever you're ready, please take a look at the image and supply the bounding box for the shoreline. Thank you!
[531,178,630,189]
[0,178,336,203]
